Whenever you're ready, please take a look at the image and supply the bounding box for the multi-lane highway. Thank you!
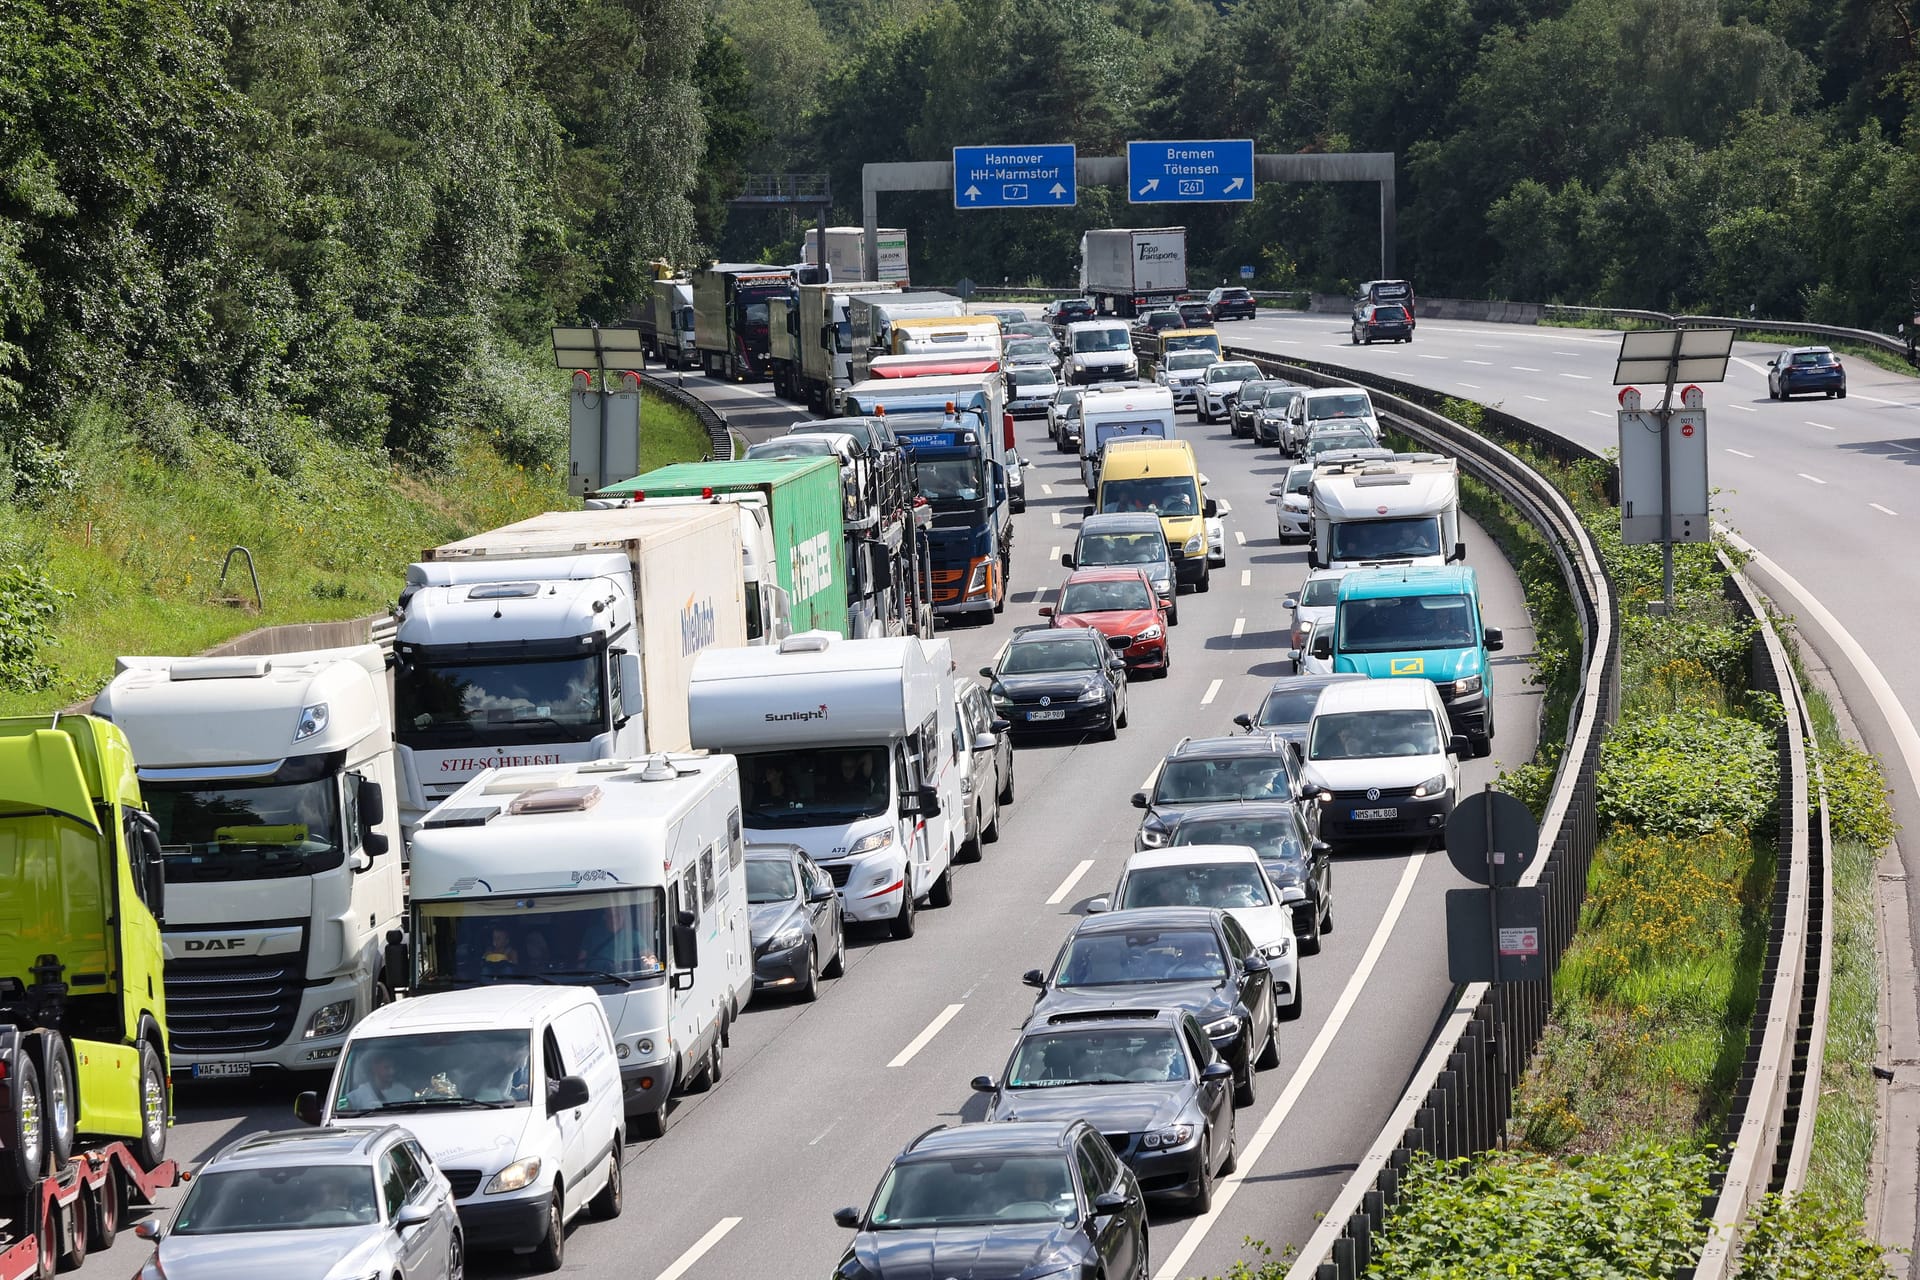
[98,353,1542,1280]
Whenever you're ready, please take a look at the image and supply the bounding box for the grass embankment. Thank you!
[0,395,708,715]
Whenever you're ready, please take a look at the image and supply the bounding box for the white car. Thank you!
[1197,360,1265,425]
[1047,386,1085,449]
[1299,386,1381,440]
[1289,620,1334,675]
[1299,678,1464,850]
[1205,494,1230,567]
[1006,365,1059,417]
[1274,463,1314,542]
[1091,844,1301,1022]
[1155,350,1216,406]
[1284,569,1347,652]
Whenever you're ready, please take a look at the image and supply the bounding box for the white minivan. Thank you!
[299,985,625,1273]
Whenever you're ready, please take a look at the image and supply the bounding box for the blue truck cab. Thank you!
[1308,565,1504,756]
[844,373,1012,619]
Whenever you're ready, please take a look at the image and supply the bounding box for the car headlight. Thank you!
[1138,822,1169,848]
[1413,774,1448,799]
[485,1156,543,1194]
[845,828,895,856]
[1183,535,1205,554]
[294,702,330,742]
[1141,1124,1195,1150]
[1077,686,1106,703]
[768,925,806,952]
[1449,674,1483,697]
[1263,939,1291,959]
[966,560,991,592]
[303,999,355,1040]
[1202,1014,1241,1039]
[1137,624,1162,641]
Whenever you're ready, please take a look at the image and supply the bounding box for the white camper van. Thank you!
[1079,383,1178,492]
[686,632,962,941]
[405,753,751,1139]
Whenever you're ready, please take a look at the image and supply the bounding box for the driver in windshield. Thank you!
[578,904,656,973]
[836,752,879,803]
[341,1049,417,1110]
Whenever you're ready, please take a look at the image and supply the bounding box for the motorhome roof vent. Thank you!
[778,632,833,654]
[422,804,501,830]
[506,785,602,816]
[170,658,273,681]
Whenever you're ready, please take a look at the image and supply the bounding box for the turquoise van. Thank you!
[1306,565,1503,756]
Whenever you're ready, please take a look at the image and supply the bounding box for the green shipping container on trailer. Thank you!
[597,459,851,637]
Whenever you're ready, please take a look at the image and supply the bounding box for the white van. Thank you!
[300,985,625,1272]
[1063,318,1139,385]
[1297,678,1464,850]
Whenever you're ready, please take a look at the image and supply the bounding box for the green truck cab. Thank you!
[1307,566,1504,757]
[0,715,170,1193]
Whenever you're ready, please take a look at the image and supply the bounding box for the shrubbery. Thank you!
[1597,708,1779,836]
[0,563,70,692]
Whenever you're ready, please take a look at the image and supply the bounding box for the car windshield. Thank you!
[1120,861,1271,909]
[1147,313,1180,328]
[746,858,798,904]
[1165,352,1215,371]
[172,1166,382,1234]
[747,439,836,459]
[1156,756,1294,802]
[1060,579,1154,613]
[870,1155,1076,1229]
[1055,388,1083,406]
[1100,476,1197,516]
[146,772,345,883]
[1309,709,1442,760]
[1006,1027,1189,1088]
[1172,817,1306,867]
[1010,368,1054,387]
[1307,434,1374,457]
[1007,340,1052,357]
[1264,388,1301,409]
[1073,329,1131,353]
[1299,578,1343,607]
[1001,638,1101,674]
[332,1029,534,1116]
[1309,393,1372,421]
[1008,324,1051,339]
[738,746,891,826]
[414,888,667,986]
[1056,926,1227,985]
[1257,686,1327,727]
[1078,532,1166,566]
[1338,592,1478,651]
[1206,364,1259,384]
[797,421,874,449]
[395,652,605,749]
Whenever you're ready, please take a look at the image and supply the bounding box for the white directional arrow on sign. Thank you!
[964,185,982,201]
[1137,178,1159,196]
[1222,177,1245,194]
[1049,183,1067,199]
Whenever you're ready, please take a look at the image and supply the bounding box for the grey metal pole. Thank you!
[1380,173,1396,279]
[862,171,880,284]
[1659,329,1683,614]
[592,325,609,493]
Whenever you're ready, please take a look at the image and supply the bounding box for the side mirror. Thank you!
[833,1206,862,1229]
[809,885,836,903]
[1092,1190,1131,1215]
[970,1075,997,1093]
[1448,734,1470,757]
[1233,713,1253,729]
[1130,791,1149,809]
[990,718,1010,733]
[1310,635,1333,661]
[1086,896,1111,914]
[1289,740,1305,761]
[1282,597,1298,611]
[1243,953,1271,973]
[548,1074,590,1113]
[1767,357,1778,367]
[1082,504,1094,518]
[134,1221,164,1243]
[1060,552,1075,568]
[395,1202,435,1231]
[357,776,386,829]
[972,732,998,752]
[979,666,995,679]
[1485,627,1504,652]
[1200,1061,1234,1082]
[871,556,894,592]
[903,786,942,818]
[1037,605,1054,618]
[672,912,699,970]
[1022,968,1047,988]
[1312,840,1332,855]
[1203,497,1219,518]
[294,1091,323,1126]
[617,653,644,722]
[1451,541,1467,563]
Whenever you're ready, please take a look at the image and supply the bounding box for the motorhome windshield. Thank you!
[738,746,892,827]
[1328,516,1443,562]
[147,772,346,882]
[415,888,667,987]
[1073,329,1131,353]
[1100,476,1198,516]
[395,654,607,749]
[1337,593,1477,653]
[1308,393,1372,421]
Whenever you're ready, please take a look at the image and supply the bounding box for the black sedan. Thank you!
[1132,734,1313,850]
[983,628,1130,741]
[1167,802,1333,954]
[974,1008,1235,1212]
[1230,379,1285,437]
[832,1120,1147,1280]
[1206,286,1258,321]
[1025,907,1279,1106]
[746,844,846,1001]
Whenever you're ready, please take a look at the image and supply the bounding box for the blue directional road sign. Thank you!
[1127,139,1255,204]
[953,144,1077,209]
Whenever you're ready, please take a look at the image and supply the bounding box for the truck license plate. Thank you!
[192,1062,253,1079]
[1028,709,1066,721]
[1352,808,1398,821]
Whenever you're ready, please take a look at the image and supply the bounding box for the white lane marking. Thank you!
[1806,421,1835,431]
[1240,569,1252,587]
[1525,395,1549,402]
[1513,365,1542,372]
[1458,382,1481,389]
[807,1118,840,1146]
[1473,343,1504,349]
[1234,530,1247,546]
[1731,355,1772,377]
[1046,860,1097,906]
[1464,359,1493,365]
[1152,853,1429,1280]
[1051,511,1061,525]
[1042,483,1053,495]
[1200,678,1224,706]
[1553,350,1580,356]
[1416,353,1446,360]
[1140,763,1163,792]
[1232,617,1247,639]
[1726,403,1757,412]
[1852,393,1918,407]
[1588,410,1610,418]
[1871,503,1899,517]
[1048,546,1060,562]
[888,1004,965,1068]
[1726,448,1755,459]
[655,1218,744,1280]
[1798,472,1828,485]
[1558,372,1592,380]
[1893,442,1918,453]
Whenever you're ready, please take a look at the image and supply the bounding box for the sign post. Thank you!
[551,325,645,496]
[1444,787,1545,990]
[952,145,1077,209]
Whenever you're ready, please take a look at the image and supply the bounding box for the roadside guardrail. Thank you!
[639,368,735,460]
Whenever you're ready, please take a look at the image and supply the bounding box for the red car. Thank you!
[1039,567,1170,674]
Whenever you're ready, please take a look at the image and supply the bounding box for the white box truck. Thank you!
[393,505,746,834]
[687,632,961,941]
[1309,453,1464,569]
[848,291,967,383]
[639,279,696,369]
[1080,227,1188,317]
[801,227,911,285]
[407,752,751,1138]
[94,645,405,1077]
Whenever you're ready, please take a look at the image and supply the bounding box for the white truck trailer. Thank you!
[94,645,405,1077]
[1079,227,1188,318]
[848,292,967,384]
[687,632,961,941]
[1309,453,1464,570]
[393,505,746,834]
[407,753,751,1138]
[638,279,696,369]
[801,226,910,285]
[768,281,902,412]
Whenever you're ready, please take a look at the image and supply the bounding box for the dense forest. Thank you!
[3,0,1916,483]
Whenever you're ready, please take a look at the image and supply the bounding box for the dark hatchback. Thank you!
[832,1120,1147,1280]
[1206,287,1257,321]
[746,843,846,1000]
[983,628,1130,740]
[974,1008,1235,1212]
[1176,300,1214,327]
[1166,802,1333,953]
[1767,346,1847,400]
[1230,379,1285,437]
[1234,673,1369,752]
[1025,907,1279,1107]
[1352,303,1413,344]
[1132,734,1311,850]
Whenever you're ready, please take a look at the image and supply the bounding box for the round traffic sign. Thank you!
[1681,423,1695,437]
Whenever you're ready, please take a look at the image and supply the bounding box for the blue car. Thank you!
[1767,346,1846,400]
